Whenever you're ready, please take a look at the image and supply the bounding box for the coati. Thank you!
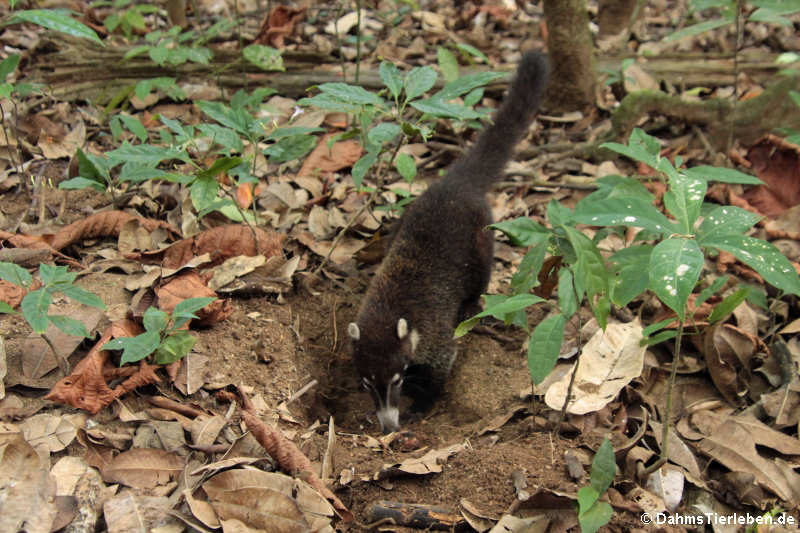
[347,52,549,433]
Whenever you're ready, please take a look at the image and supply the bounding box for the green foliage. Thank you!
[91,0,157,38]
[300,60,504,189]
[0,262,106,337]
[103,297,215,365]
[577,437,615,533]
[123,26,213,66]
[5,9,103,45]
[243,44,285,71]
[457,127,800,390]
[665,0,800,43]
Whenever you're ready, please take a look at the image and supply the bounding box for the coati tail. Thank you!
[450,52,549,192]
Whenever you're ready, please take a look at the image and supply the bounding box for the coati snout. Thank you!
[349,52,550,433]
[348,318,418,433]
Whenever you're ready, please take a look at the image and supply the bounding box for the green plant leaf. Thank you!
[48,315,89,337]
[662,16,733,43]
[263,135,317,163]
[143,307,169,332]
[642,317,677,338]
[242,44,284,71]
[173,296,216,318]
[491,217,550,247]
[510,239,548,295]
[196,100,252,134]
[266,127,326,140]
[590,437,616,495]
[197,124,244,153]
[664,171,706,234]
[708,287,751,324]
[148,45,170,65]
[685,165,763,185]
[7,10,104,45]
[59,177,106,191]
[379,61,403,99]
[190,175,219,212]
[528,313,566,384]
[455,43,488,63]
[106,331,161,365]
[409,98,482,119]
[395,153,417,183]
[436,46,459,83]
[352,150,378,188]
[558,268,578,319]
[577,486,599,514]
[648,238,704,320]
[697,206,762,244]
[609,245,653,307]
[317,82,386,107]
[39,263,75,286]
[298,93,364,113]
[695,275,729,309]
[702,234,800,296]
[21,288,52,334]
[367,123,402,145]
[403,65,437,100]
[154,330,196,364]
[0,301,15,313]
[573,197,676,235]
[197,156,244,180]
[578,499,613,533]
[436,71,505,100]
[118,114,148,142]
[455,293,545,338]
[61,285,106,309]
[563,226,609,322]
[107,141,188,165]
[600,128,660,169]
[0,54,20,81]
[0,261,32,287]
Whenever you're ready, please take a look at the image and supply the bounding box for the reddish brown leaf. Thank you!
[254,5,306,48]
[743,135,800,216]
[298,134,364,179]
[235,182,253,209]
[154,272,232,324]
[0,280,26,308]
[48,211,178,251]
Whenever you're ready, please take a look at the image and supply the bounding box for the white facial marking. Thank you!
[397,318,408,339]
[410,329,420,352]
[347,322,360,340]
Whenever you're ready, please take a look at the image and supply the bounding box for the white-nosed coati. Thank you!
[347,52,549,433]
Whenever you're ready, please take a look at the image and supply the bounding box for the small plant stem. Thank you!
[43,333,70,374]
[642,320,685,477]
[557,309,583,431]
[354,0,362,84]
[727,0,744,154]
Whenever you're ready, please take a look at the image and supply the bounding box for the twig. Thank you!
[286,379,318,405]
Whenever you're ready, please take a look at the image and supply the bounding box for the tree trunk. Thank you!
[542,0,596,113]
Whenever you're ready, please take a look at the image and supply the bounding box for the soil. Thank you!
[0,186,640,531]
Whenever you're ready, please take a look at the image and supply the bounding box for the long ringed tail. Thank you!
[447,52,549,192]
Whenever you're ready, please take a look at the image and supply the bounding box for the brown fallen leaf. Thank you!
[154,271,233,324]
[254,5,306,47]
[48,210,178,251]
[743,135,800,216]
[101,448,184,489]
[45,320,163,414]
[133,224,284,270]
[298,133,363,179]
[236,389,353,522]
[0,279,26,308]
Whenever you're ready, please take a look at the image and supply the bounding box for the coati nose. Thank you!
[376,406,400,434]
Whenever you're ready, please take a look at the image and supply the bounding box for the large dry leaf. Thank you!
[154,271,232,324]
[174,352,209,395]
[20,413,77,455]
[545,319,645,414]
[0,336,6,400]
[376,443,467,478]
[49,210,177,251]
[188,414,226,447]
[697,419,800,505]
[22,304,104,379]
[100,448,184,489]
[298,134,363,178]
[202,469,333,531]
[38,119,85,159]
[103,493,175,533]
[0,432,58,533]
[701,324,759,405]
[134,224,284,270]
[253,5,306,47]
[744,135,800,216]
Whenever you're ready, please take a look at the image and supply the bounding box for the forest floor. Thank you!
[2,1,800,533]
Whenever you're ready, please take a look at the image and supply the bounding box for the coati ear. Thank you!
[397,318,408,339]
[347,322,360,340]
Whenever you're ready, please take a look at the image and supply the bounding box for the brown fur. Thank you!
[349,52,550,432]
